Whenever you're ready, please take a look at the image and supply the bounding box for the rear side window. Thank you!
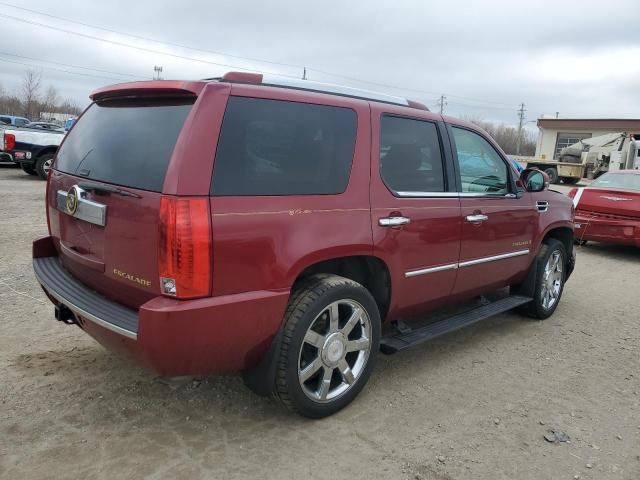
[380,115,445,194]
[55,98,193,192]
[211,97,357,196]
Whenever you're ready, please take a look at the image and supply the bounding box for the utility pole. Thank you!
[438,95,447,114]
[516,102,526,155]
[302,67,307,80]
[153,65,163,80]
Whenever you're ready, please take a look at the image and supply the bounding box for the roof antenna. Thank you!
[302,67,307,80]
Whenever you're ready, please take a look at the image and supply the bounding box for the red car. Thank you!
[32,73,575,417]
[569,170,640,247]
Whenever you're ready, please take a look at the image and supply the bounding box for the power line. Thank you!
[0,51,147,80]
[0,12,303,80]
[0,1,304,72]
[0,3,521,109]
[0,56,135,82]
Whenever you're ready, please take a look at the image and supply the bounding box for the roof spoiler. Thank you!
[90,81,205,101]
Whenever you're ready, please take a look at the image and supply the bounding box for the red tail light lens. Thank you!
[158,196,211,299]
[3,133,15,150]
[567,188,577,199]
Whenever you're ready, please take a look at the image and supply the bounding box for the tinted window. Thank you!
[55,98,193,192]
[211,97,357,196]
[15,118,29,127]
[379,115,445,194]
[452,127,509,194]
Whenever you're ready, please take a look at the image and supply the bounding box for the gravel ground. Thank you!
[0,165,638,480]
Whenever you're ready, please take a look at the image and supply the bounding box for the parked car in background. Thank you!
[569,170,640,247]
[64,117,77,131]
[0,115,31,127]
[32,73,575,418]
[0,123,64,178]
[25,122,65,132]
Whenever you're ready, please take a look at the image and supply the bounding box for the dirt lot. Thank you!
[0,165,638,480]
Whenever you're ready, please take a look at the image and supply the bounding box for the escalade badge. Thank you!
[600,195,631,202]
[66,186,80,214]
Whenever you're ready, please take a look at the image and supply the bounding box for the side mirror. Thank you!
[520,168,548,192]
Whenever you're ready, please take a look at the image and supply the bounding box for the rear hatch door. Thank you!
[47,96,195,309]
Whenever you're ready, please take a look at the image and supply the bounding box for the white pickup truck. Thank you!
[0,125,65,179]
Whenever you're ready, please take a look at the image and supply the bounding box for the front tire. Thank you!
[274,274,380,418]
[35,154,54,180]
[519,239,567,320]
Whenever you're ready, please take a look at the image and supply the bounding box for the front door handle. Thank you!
[465,214,488,223]
[379,216,411,227]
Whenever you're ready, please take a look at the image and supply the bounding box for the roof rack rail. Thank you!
[210,72,428,111]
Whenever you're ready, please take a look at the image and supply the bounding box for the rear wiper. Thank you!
[78,183,141,198]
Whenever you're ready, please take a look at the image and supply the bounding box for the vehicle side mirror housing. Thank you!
[520,168,548,192]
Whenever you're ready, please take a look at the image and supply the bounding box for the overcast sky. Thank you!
[0,0,638,128]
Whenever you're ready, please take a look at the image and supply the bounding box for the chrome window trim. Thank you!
[395,191,519,198]
[57,190,107,227]
[406,249,530,277]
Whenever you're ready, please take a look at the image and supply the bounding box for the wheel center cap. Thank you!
[322,333,346,366]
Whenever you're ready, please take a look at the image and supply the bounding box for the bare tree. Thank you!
[41,85,60,119]
[464,116,537,156]
[21,69,42,119]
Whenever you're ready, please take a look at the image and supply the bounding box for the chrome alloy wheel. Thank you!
[297,299,372,403]
[541,250,563,310]
[43,157,53,174]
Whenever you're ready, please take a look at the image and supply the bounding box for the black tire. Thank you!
[274,274,380,418]
[544,167,559,184]
[518,239,567,320]
[35,154,54,180]
[562,177,580,185]
[20,163,37,176]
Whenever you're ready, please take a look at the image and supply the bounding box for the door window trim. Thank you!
[378,114,455,198]
[446,123,520,197]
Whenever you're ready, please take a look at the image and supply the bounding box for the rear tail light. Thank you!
[2,132,15,151]
[158,196,211,299]
[567,188,577,199]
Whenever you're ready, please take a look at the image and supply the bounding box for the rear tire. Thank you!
[35,154,54,180]
[544,167,559,184]
[20,163,37,176]
[518,239,567,320]
[274,274,380,418]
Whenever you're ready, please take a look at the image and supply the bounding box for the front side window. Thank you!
[452,127,509,194]
[379,115,445,194]
[15,118,29,127]
[211,97,357,196]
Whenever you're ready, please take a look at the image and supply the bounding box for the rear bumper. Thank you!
[0,152,14,163]
[32,236,290,376]
[574,214,640,247]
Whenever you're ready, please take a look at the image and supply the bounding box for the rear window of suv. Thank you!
[211,97,357,196]
[54,98,193,192]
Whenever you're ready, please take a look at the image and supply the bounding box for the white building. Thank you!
[534,118,640,160]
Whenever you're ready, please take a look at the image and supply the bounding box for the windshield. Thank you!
[590,172,640,192]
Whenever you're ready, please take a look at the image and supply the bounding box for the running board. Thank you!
[380,295,532,354]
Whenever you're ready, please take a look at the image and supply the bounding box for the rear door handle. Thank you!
[379,216,411,227]
[465,214,488,223]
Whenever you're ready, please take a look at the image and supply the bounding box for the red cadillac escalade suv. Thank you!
[33,72,575,417]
